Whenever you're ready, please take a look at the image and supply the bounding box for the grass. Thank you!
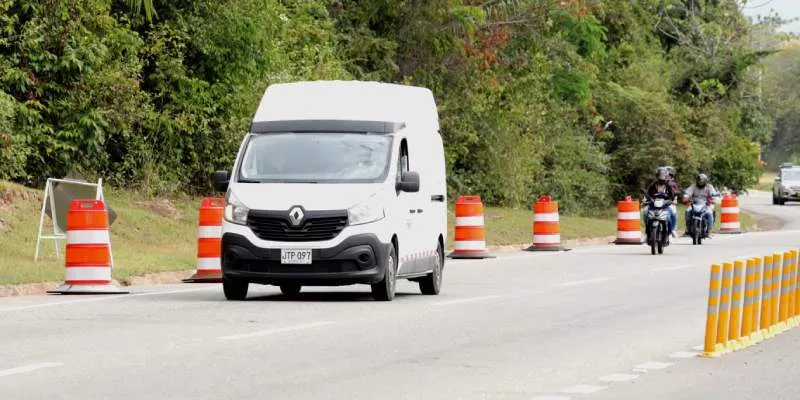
[0,181,760,285]
[753,172,777,192]
[446,207,618,248]
[0,181,200,285]
[446,204,758,249]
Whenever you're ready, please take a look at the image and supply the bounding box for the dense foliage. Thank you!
[0,0,777,212]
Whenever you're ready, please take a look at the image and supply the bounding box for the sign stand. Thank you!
[34,178,107,263]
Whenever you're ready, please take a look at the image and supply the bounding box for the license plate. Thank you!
[281,249,312,265]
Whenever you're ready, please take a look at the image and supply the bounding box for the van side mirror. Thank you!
[213,170,230,192]
[396,171,420,193]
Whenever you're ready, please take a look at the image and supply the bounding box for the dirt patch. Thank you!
[121,270,193,286]
[745,210,784,232]
[478,235,618,253]
[133,199,183,220]
[0,281,60,297]
[0,187,40,210]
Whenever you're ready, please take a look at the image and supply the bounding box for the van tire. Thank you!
[372,243,397,301]
[223,277,249,301]
[419,243,443,295]
[280,284,301,297]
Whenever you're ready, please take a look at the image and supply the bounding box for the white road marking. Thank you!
[633,362,673,372]
[692,344,705,351]
[0,286,216,314]
[128,287,217,297]
[530,396,571,400]
[599,373,639,383]
[559,278,611,287]
[560,384,607,394]
[218,321,335,341]
[653,264,693,272]
[433,295,504,306]
[0,362,63,378]
[669,351,700,359]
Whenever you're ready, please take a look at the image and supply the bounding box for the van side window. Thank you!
[397,140,409,182]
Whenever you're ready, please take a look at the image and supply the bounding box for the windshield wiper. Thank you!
[238,179,261,183]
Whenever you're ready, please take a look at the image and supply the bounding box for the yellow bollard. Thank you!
[794,250,800,327]
[761,255,773,338]
[717,262,734,352]
[779,251,792,332]
[771,253,783,334]
[703,264,723,357]
[728,260,745,350]
[751,257,764,344]
[740,259,755,347]
[791,250,799,327]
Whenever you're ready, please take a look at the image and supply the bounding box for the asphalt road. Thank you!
[1,191,799,400]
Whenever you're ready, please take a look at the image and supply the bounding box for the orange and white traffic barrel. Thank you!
[184,198,225,283]
[719,194,741,234]
[614,196,642,245]
[48,199,127,295]
[527,195,564,251]
[449,195,492,259]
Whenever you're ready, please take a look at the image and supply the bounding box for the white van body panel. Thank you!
[222,80,446,290]
[252,81,439,133]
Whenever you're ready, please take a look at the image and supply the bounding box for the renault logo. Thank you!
[288,206,304,226]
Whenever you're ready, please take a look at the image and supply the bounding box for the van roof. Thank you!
[251,81,439,133]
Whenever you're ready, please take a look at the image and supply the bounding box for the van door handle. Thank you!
[431,195,445,202]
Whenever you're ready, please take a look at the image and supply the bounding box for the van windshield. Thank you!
[238,133,393,183]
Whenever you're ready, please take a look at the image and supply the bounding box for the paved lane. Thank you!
[0,193,797,399]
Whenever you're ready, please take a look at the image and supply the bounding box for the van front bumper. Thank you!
[221,233,390,286]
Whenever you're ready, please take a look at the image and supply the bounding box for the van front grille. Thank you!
[247,210,348,242]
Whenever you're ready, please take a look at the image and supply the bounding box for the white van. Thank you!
[213,81,447,301]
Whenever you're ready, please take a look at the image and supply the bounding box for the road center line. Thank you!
[633,361,673,372]
[0,362,63,378]
[653,264,693,272]
[668,351,700,359]
[530,396,571,400]
[433,295,504,306]
[560,384,607,394]
[599,373,639,382]
[0,287,217,314]
[218,321,336,341]
[559,277,611,287]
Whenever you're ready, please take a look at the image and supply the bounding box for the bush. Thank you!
[711,136,761,194]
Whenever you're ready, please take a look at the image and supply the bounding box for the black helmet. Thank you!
[697,173,708,187]
[656,167,668,183]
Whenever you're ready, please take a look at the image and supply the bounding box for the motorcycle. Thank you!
[688,200,710,245]
[643,192,671,255]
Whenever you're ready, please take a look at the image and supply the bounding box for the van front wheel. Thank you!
[419,243,443,295]
[372,243,397,301]
[223,277,249,301]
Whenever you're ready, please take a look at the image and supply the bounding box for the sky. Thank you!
[742,0,800,33]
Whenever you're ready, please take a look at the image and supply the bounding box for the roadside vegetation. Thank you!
[2,181,757,286]
[0,1,786,214]
[753,172,778,192]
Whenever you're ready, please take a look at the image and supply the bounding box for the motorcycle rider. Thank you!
[643,168,676,241]
[682,173,720,238]
[663,166,679,237]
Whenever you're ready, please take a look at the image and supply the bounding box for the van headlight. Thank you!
[348,196,385,226]
[224,191,249,225]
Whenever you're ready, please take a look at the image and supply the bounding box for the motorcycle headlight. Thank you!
[348,195,385,226]
[224,191,249,225]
